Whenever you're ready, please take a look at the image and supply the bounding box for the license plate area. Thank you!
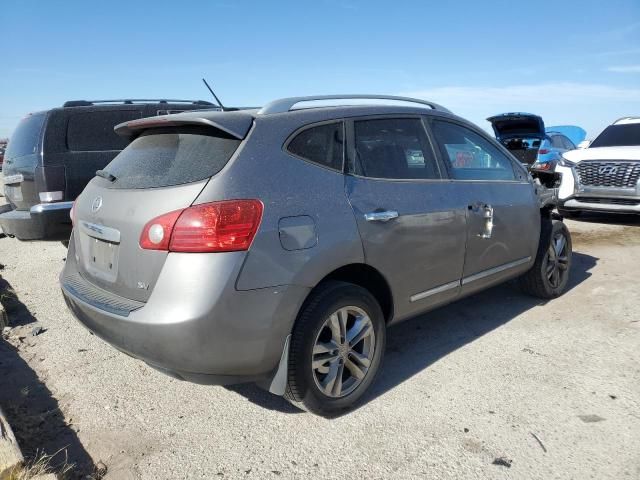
[87,238,119,282]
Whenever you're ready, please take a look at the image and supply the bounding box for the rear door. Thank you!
[429,119,539,295]
[345,116,467,322]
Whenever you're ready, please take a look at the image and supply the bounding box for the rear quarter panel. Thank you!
[194,116,365,291]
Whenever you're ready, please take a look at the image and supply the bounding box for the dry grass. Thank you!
[5,448,73,480]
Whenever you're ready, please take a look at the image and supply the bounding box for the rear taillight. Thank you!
[538,149,550,155]
[39,191,64,202]
[139,209,183,251]
[139,200,263,253]
[532,162,552,171]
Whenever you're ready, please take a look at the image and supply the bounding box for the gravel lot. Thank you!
[1,211,639,479]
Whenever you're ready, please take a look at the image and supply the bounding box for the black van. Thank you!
[0,99,215,242]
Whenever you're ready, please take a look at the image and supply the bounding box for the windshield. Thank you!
[4,113,46,160]
[101,126,241,189]
[590,124,640,148]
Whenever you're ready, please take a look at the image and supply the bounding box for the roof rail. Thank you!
[63,99,215,108]
[613,116,640,125]
[257,95,451,115]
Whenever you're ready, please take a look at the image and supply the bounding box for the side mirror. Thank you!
[577,140,591,149]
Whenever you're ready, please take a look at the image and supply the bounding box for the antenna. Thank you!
[202,78,226,111]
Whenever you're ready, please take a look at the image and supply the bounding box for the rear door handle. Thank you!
[364,210,399,222]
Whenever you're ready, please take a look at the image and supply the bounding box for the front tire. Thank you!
[518,219,572,299]
[285,281,386,416]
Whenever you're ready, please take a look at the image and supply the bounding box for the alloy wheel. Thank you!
[545,232,569,288]
[311,306,376,398]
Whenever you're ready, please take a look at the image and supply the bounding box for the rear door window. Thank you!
[286,122,344,171]
[431,120,516,181]
[4,113,46,160]
[101,126,241,189]
[67,110,142,151]
[352,118,440,179]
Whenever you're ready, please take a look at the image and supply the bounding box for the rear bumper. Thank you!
[0,201,72,240]
[60,235,309,384]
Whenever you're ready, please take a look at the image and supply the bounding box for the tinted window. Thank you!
[431,121,516,181]
[590,123,640,147]
[5,113,46,160]
[549,135,564,149]
[353,118,440,179]
[101,126,241,189]
[67,110,142,152]
[287,122,344,170]
[561,136,575,150]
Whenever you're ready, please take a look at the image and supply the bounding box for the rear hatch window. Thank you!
[4,113,46,161]
[101,126,241,189]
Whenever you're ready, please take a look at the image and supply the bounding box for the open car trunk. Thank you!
[487,113,545,165]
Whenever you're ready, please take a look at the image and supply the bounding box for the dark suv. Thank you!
[0,99,215,242]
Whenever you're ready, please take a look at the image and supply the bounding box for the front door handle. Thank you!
[364,210,399,222]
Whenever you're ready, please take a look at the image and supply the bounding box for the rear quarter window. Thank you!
[5,113,46,160]
[286,122,344,171]
[101,126,241,189]
[66,110,142,151]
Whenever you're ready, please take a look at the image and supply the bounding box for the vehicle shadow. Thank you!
[0,276,37,327]
[0,279,96,478]
[230,251,597,416]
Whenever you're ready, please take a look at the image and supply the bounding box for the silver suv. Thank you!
[60,95,572,415]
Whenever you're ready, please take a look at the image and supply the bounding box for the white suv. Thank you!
[557,117,640,215]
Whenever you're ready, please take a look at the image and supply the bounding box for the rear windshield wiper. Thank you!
[96,169,116,182]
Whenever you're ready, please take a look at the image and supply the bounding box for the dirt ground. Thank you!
[1,212,639,479]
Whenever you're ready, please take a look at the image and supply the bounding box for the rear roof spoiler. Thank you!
[114,111,255,140]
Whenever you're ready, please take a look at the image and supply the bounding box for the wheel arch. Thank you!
[304,263,394,324]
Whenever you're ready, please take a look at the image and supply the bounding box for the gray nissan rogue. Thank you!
[60,95,572,415]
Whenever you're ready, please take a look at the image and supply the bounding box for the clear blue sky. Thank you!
[1,0,639,139]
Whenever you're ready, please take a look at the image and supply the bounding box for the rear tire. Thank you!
[285,281,386,416]
[518,219,572,299]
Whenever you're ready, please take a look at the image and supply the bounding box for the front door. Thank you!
[429,119,540,295]
[345,117,468,322]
